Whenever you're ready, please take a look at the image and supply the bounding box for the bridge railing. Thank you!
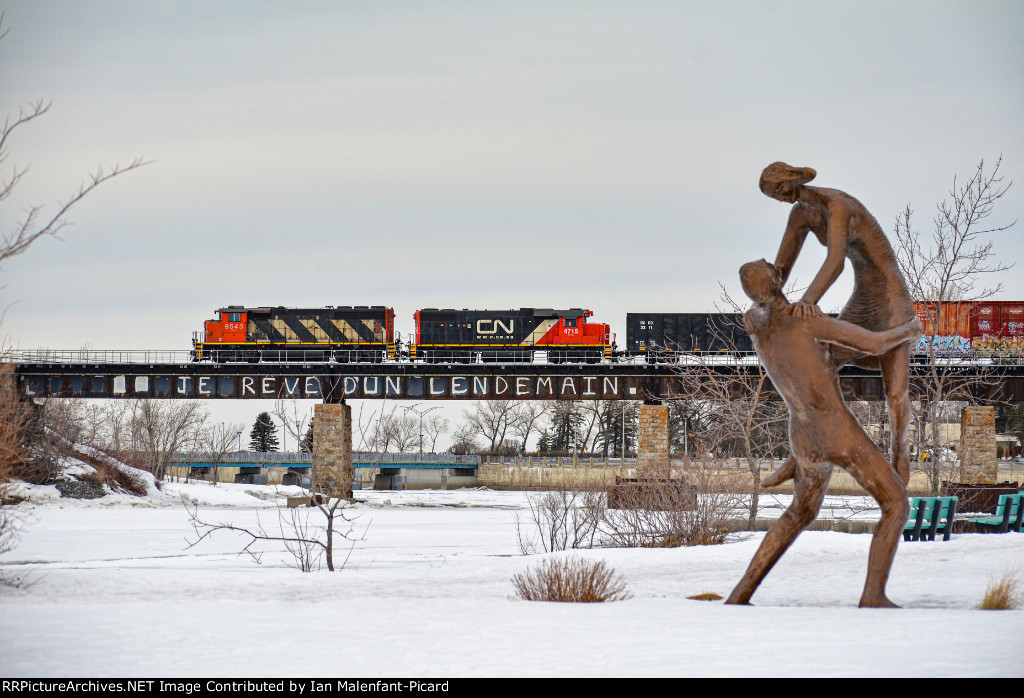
[167,451,481,465]
[4,347,1023,368]
[1,349,196,365]
[478,454,639,467]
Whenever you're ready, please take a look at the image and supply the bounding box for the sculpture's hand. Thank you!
[900,318,923,345]
[784,300,822,319]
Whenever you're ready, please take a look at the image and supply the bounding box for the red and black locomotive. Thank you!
[194,305,395,363]
[412,308,612,363]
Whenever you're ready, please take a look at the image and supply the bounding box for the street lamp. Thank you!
[402,403,441,457]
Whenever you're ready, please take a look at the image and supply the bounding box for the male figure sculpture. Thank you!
[725,259,921,608]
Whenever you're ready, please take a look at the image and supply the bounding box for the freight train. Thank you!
[191,300,1024,364]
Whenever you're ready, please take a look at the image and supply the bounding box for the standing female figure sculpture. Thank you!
[759,162,917,485]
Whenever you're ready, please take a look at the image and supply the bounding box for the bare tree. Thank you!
[668,310,788,529]
[123,400,207,481]
[186,498,365,573]
[448,422,480,455]
[421,412,449,453]
[199,421,245,486]
[509,401,546,452]
[515,483,605,555]
[894,156,1015,493]
[273,400,314,453]
[462,400,519,453]
[368,406,419,453]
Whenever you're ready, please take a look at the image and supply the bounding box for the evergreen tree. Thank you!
[596,401,638,457]
[302,419,314,453]
[549,402,584,452]
[249,412,280,452]
[536,429,552,453]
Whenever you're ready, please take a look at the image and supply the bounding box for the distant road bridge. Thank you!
[6,349,1024,401]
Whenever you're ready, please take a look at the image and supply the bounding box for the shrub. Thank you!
[601,459,743,548]
[687,592,723,601]
[978,572,1021,610]
[515,486,605,555]
[511,556,631,603]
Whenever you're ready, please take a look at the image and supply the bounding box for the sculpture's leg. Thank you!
[880,343,912,486]
[842,446,910,608]
[725,460,830,605]
[761,454,796,489]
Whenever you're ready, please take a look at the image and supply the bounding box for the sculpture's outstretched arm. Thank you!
[809,316,922,356]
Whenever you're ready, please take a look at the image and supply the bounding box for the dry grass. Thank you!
[687,592,723,601]
[73,449,149,496]
[512,557,632,603]
[978,572,1021,610]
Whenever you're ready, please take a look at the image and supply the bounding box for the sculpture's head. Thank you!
[740,259,783,303]
[759,162,816,203]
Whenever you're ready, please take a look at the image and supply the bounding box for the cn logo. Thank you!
[477,319,514,335]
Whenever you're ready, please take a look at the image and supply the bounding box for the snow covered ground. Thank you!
[1,481,1022,678]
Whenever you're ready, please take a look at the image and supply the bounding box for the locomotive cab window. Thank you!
[228,313,241,322]
[564,318,577,328]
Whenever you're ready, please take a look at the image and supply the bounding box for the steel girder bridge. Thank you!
[6,350,1024,402]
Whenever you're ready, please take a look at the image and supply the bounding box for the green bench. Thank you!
[966,492,1024,534]
[903,496,958,542]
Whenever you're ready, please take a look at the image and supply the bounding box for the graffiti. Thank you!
[913,334,1024,355]
[914,335,972,354]
[972,336,1024,355]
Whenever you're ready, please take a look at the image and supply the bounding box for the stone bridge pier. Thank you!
[312,402,353,499]
[637,403,671,477]
[960,405,997,484]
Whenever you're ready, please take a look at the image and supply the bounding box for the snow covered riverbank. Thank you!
[1,483,1022,677]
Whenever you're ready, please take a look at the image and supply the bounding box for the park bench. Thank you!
[966,492,1024,534]
[903,496,958,542]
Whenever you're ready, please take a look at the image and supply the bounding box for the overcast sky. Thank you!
[2,2,1022,444]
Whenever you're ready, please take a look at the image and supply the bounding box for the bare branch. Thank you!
[184,498,365,572]
[3,157,149,264]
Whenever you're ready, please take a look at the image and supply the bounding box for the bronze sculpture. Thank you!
[758,163,917,487]
[724,260,921,607]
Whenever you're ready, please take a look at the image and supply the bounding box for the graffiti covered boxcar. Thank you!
[913,300,1024,356]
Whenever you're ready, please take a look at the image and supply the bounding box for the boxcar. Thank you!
[914,300,1024,356]
[625,312,754,359]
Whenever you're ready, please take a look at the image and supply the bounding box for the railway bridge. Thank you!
[7,349,1024,402]
[6,349,1023,498]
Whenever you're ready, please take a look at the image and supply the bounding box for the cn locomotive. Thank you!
[413,308,611,363]
[191,300,1024,363]
[193,305,395,363]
